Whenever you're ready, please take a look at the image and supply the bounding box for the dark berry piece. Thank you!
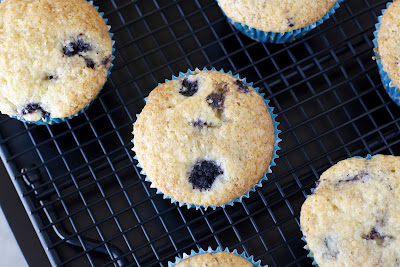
[63,38,90,57]
[179,78,199,97]
[235,79,249,93]
[363,228,383,240]
[338,172,369,184]
[322,237,339,259]
[101,55,112,65]
[22,103,40,114]
[206,91,226,110]
[287,18,295,27]
[363,228,393,245]
[83,56,95,69]
[206,83,228,110]
[48,75,59,80]
[189,160,223,191]
[192,119,209,129]
[22,103,50,118]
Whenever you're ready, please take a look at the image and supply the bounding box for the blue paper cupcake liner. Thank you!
[132,67,281,210]
[216,0,343,43]
[6,0,115,125]
[301,154,373,266]
[167,246,266,266]
[373,1,400,107]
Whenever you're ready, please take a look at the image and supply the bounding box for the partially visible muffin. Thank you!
[175,252,253,267]
[374,0,400,107]
[133,70,277,208]
[217,0,339,33]
[0,0,113,122]
[376,0,400,87]
[300,155,400,266]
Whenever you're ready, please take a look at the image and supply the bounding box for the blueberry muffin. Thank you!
[376,0,400,86]
[217,0,339,33]
[0,0,113,122]
[300,155,400,266]
[374,0,400,106]
[133,70,277,208]
[174,252,253,267]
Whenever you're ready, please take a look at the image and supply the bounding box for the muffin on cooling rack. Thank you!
[0,0,114,124]
[300,154,400,266]
[216,0,343,43]
[132,68,280,209]
[168,247,265,267]
[373,1,400,107]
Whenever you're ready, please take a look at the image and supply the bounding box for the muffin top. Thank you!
[300,155,400,266]
[133,70,276,207]
[175,252,253,267]
[377,0,400,88]
[0,0,113,121]
[218,0,338,32]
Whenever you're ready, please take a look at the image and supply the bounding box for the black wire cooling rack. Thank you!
[1,0,400,266]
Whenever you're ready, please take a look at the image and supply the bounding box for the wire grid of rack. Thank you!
[0,0,399,266]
